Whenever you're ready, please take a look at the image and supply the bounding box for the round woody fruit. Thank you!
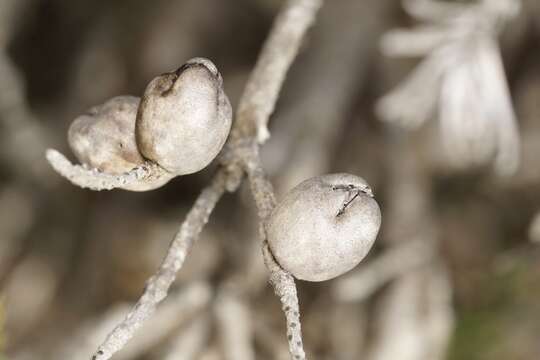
[68,96,172,191]
[266,173,381,282]
[136,57,232,175]
[69,96,145,174]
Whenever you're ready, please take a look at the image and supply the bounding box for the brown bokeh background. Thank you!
[1,0,540,359]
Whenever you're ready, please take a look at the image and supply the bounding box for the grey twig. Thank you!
[232,0,323,143]
[90,0,322,359]
[92,174,227,360]
[58,282,211,360]
[267,0,393,193]
[45,149,170,191]
[243,149,306,360]
[262,242,305,360]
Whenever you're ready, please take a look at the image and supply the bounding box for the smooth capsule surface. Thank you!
[136,58,232,175]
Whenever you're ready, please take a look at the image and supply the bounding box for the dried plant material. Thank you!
[5,0,540,359]
[65,96,175,191]
[137,58,232,175]
[45,1,322,359]
[46,149,171,191]
[261,242,306,360]
[47,57,231,191]
[266,174,381,282]
[377,0,521,176]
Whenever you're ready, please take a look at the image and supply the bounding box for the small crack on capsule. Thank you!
[332,184,373,217]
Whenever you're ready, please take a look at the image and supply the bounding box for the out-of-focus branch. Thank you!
[56,282,211,360]
[233,0,323,143]
[91,174,227,360]
[0,0,55,289]
[366,133,453,360]
[215,285,255,360]
[0,186,34,285]
[91,1,322,359]
[161,315,211,360]
[367,264,453,360]
[377,0,521,176]
[332,238,435,302]
[112,283,211,360]
[0,45,53,180]
[266,0,394,193]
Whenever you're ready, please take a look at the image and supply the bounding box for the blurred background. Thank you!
[1,0,540,359]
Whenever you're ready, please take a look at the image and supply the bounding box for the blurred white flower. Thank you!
[377,0,521,176]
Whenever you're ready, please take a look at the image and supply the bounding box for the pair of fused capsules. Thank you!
[63,58,382,282]
[69,58,231,191]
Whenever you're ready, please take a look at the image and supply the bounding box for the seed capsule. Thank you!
[266,173,381,282]
[136,58,232,175]
[68,96,172,191]
[69,96,145,174]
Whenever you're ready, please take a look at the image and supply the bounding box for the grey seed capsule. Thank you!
[69,96,145,174]
[136,57,232,175]
[266,173,381,282]
[68,96,172,191]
